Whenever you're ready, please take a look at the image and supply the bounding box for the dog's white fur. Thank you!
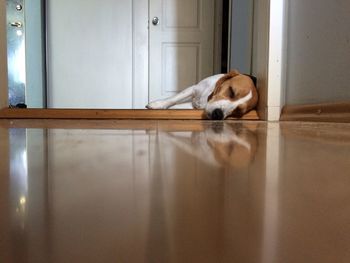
[147,74,224,110]
[146,72,257,119]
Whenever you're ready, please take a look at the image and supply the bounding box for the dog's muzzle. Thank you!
[209,108,224,120]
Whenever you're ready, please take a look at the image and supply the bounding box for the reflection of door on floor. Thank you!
[47,0,219,109]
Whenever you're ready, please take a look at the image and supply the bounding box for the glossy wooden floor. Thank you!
[0,120,350,263]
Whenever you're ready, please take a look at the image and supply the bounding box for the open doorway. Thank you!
[4,0,257,112]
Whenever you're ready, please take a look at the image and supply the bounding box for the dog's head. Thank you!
[206,70,258,120]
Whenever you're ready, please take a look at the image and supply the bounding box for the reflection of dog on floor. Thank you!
[146,70,258,120]
[160,123,258,169]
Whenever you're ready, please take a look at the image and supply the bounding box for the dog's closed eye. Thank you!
[228,87,235,99]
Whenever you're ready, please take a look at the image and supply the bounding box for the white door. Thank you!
[47,0,216,109]
[149,0,216,106]
[47,0,135,109]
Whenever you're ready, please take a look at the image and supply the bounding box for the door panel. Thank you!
[6,0,26,106]
[163,44,199,93]
[149,0,215,105]
[47,0,133,109]
[165,0,199,28]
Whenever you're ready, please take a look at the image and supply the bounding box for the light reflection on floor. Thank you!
[9,129,28,230]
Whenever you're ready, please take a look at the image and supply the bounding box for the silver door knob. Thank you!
[152,17,160,26]
[16,4,23,11]
[10,21,23,28]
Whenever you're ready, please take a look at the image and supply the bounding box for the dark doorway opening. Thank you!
[221,0,230,73]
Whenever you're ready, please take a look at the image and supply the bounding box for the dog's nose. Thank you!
[211,109,224,120]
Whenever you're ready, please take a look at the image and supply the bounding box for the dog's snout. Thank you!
[211,109,224,120]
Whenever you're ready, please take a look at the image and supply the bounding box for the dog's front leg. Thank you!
[146,86,195,109]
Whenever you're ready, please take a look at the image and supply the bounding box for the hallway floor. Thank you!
[0,120,350,262]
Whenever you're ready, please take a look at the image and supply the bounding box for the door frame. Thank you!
[266,0,287,121]
[0,0,8,109]
[0,0,284,120]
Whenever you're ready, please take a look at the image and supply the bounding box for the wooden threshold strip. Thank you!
[0,108,259,120]
[281,102,350,123]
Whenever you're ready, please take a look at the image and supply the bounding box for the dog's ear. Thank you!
[208,70,240,101]
[215,70,240,91]
[244,74,257,87]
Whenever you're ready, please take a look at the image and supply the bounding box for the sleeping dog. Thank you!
[146,70,258,120]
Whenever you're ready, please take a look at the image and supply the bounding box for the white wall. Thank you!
[285,0,350,105]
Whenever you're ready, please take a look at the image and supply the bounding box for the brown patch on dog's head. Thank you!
[208,70,240,102]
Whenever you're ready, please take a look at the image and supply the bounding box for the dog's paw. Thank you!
[146,100,170,109]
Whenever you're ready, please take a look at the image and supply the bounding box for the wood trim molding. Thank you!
[281,102,350,123]
[0,108,259,120]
